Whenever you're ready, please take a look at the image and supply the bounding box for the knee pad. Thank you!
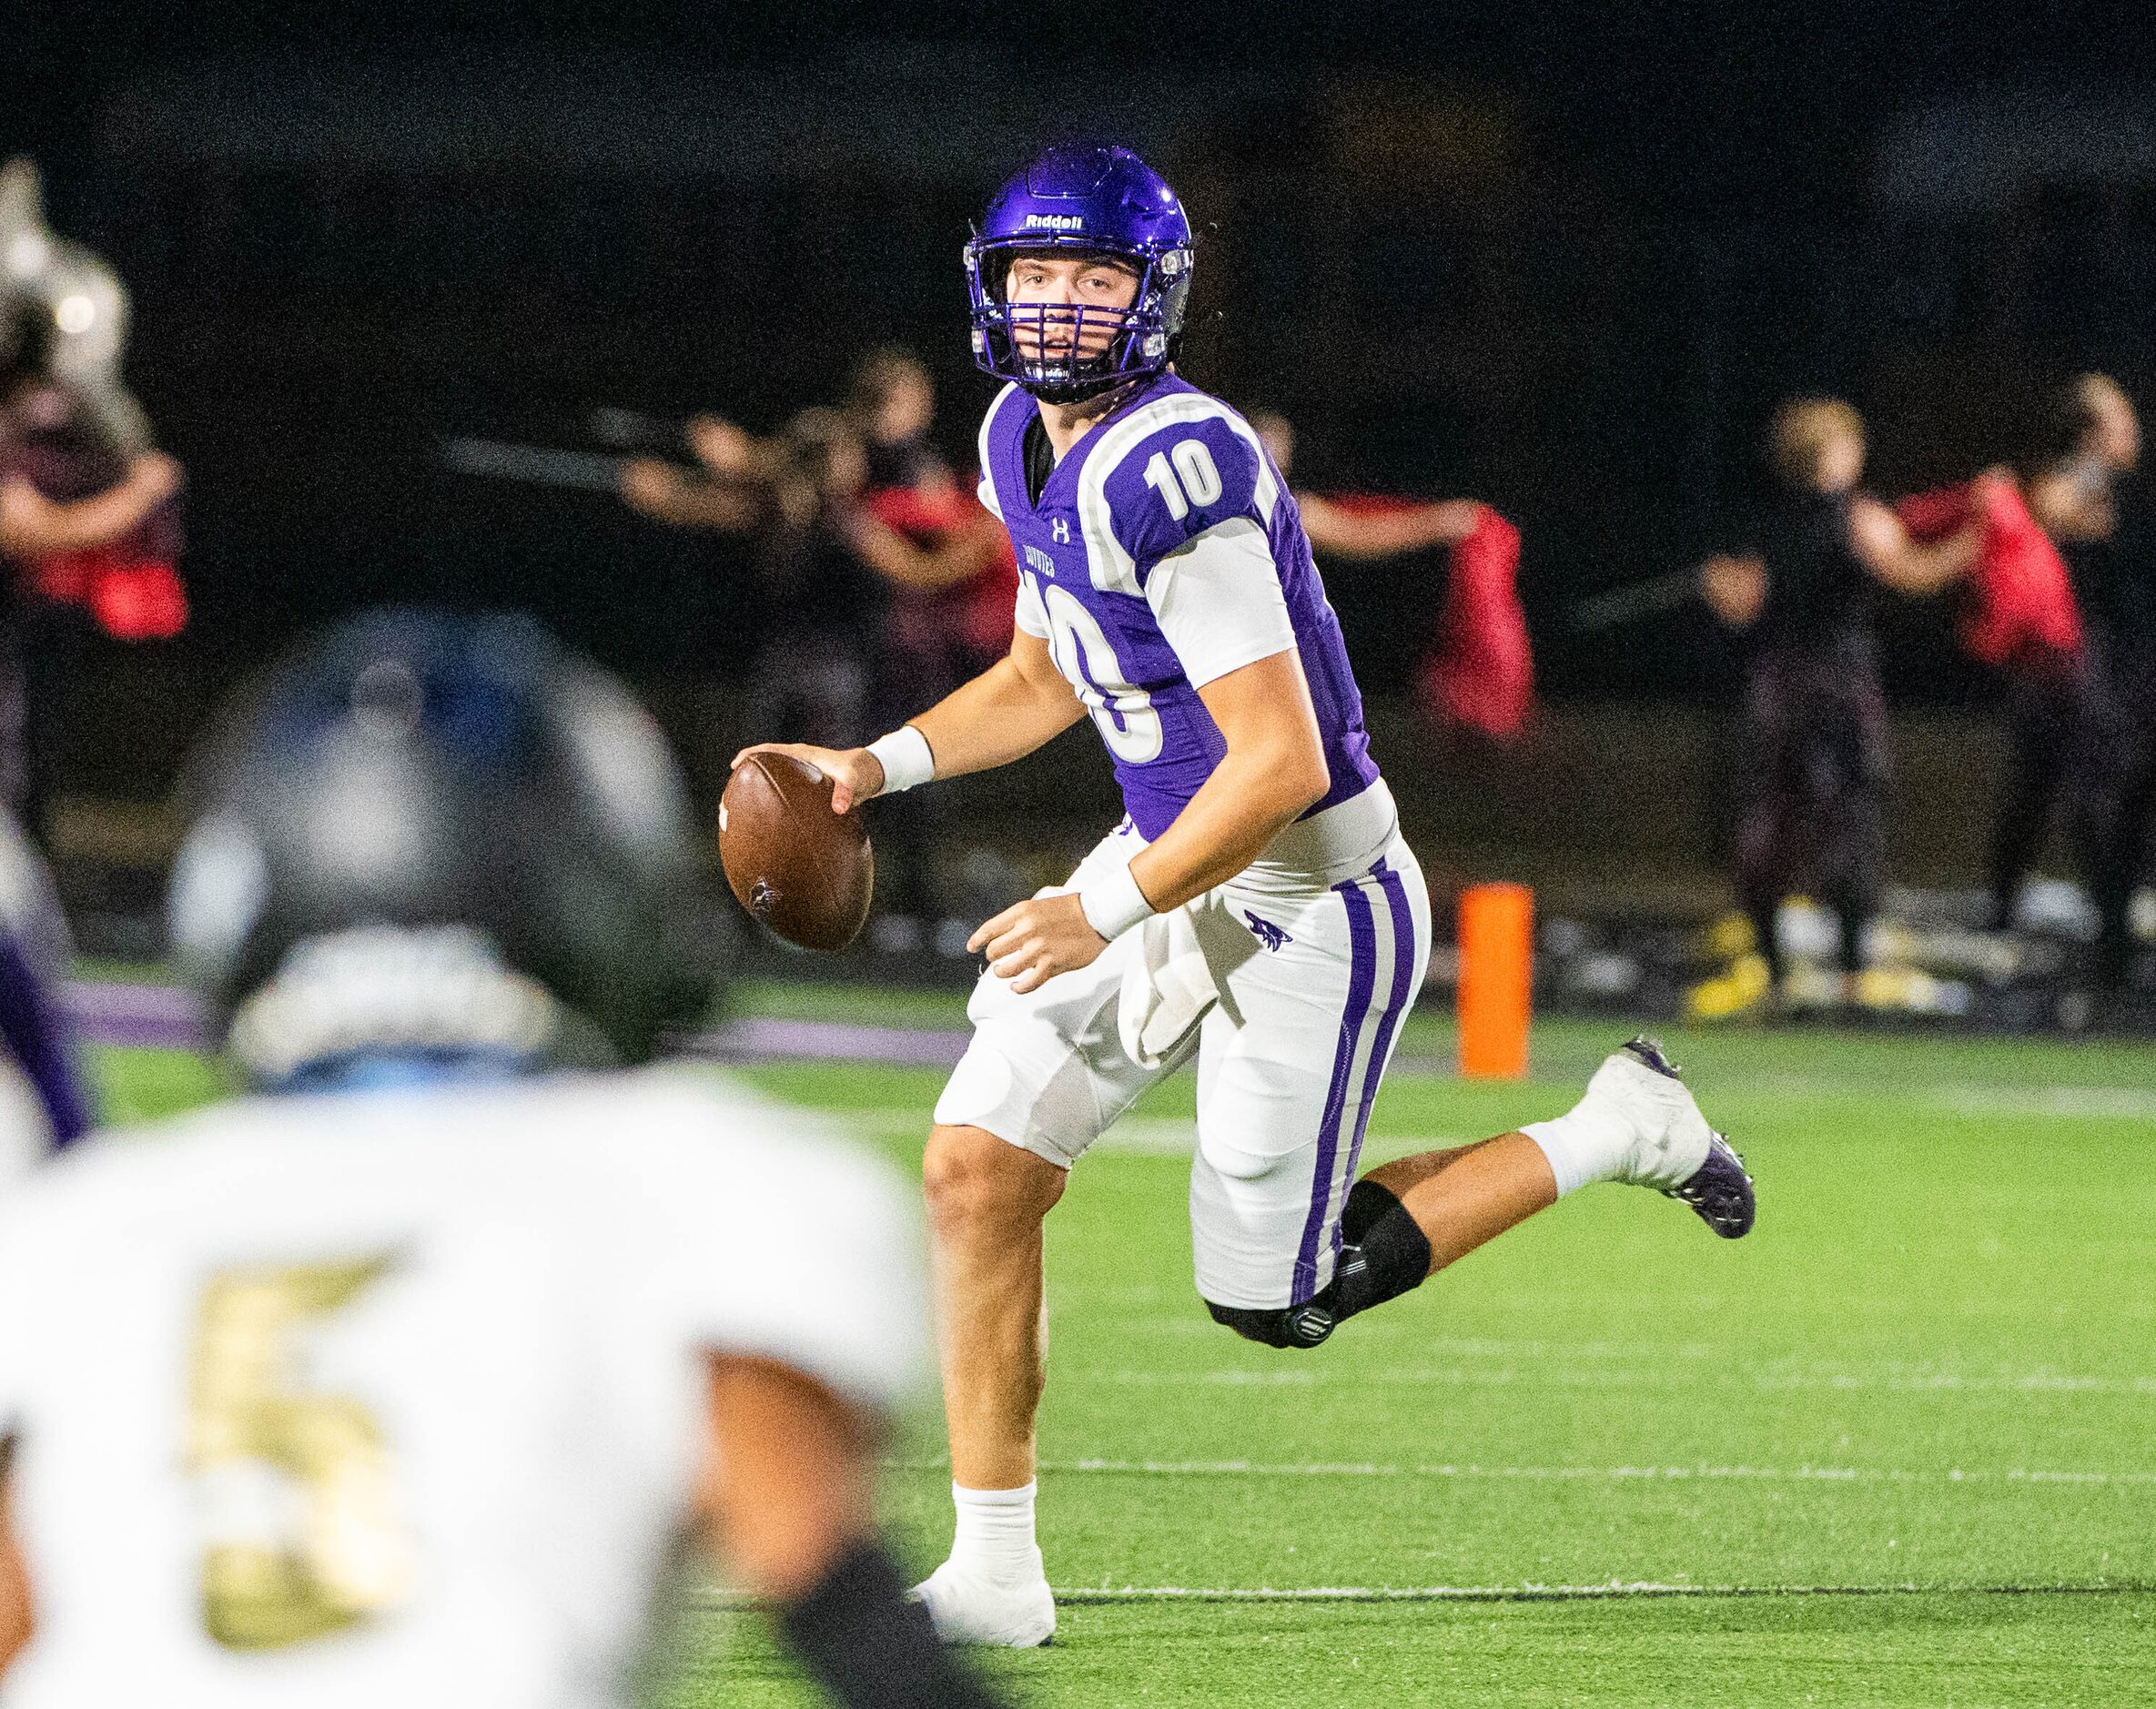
[1197,1133,1276,1182]
[1205,1293,1336,1350]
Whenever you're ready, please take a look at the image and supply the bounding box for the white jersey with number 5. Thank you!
[0,1068,926,1709]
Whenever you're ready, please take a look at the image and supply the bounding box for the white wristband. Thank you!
[865,724,935,795]
[1078,859,1155,942]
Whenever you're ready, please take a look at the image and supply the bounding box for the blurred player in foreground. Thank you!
[739,144,1754,1647]
[1691,399,1982,1016]
[0,609,1007,1709]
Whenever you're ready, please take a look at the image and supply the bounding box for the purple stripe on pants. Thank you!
[1291,872,1379,1304]
[1331,864,1419,1265]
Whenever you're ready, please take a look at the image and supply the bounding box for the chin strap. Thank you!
[1019,370,1149,408]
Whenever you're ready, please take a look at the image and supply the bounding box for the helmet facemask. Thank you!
[966,237,1190,403]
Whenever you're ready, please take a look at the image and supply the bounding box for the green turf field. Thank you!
[96,993,2156,1705]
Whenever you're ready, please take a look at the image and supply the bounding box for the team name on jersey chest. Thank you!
[1013,503,1083,587]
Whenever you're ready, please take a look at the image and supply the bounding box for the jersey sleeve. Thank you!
[1013,570,1050,639]
[1097,412,1272,587]
[1145,519,1297,686]
[651,1097,930,1415]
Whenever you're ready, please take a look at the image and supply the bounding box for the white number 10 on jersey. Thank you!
[1040,583,1164,763]
[1142,439,1223,521]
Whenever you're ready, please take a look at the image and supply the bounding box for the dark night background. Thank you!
[8,1,2156,852]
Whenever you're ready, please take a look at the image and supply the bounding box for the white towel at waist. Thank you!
[1118,901,1220,1071]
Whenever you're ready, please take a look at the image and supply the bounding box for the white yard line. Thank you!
[1092,1365,2156,1395]
[693,1579,2152,1607]
[886,1457,2156,1487]
[1041,1580,2151,1603]
[1924,1085,2156,1120]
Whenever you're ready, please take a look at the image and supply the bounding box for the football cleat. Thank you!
[1612,1037,1755,1239]
[910,1559,1057,1649]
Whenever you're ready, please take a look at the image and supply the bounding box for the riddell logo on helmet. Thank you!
[1024,214,1085,230]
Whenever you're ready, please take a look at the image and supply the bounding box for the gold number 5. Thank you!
[186,1254,415,1651]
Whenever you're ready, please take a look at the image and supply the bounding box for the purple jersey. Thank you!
[977,374,1382,840]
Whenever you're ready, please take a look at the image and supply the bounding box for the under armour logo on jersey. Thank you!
[1051,517,1070,544]
[1244,912,1291,952]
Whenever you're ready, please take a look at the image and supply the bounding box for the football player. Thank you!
[737,144,1754,1646]
[0,610,1007,1708]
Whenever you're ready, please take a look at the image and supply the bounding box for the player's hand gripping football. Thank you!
[969,893,1107,994]
[728,744,885,814]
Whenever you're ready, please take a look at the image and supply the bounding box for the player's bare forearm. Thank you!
[1129,750,1322,911]
[696,1354,877,1602]
[967,649,1327,994]
[908,640,1085,779]
[1129,649,1330,911]
[733,642,1080,814]
[971,656,1325,994]
[696,1356,1012,1708]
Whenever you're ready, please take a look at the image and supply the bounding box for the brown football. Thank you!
[717,753,874,952]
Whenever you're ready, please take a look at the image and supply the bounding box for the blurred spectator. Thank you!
[616,419,765,531]
[739,408,887,752]
[1690,399,1981,1016]
[2025,374,2154,985]
[1249,410,1481,558]
[618,353,1013,947]
[623,401,883,744]
[1250,408,1531,743]
[1899,394,2104,944]
[621,347,951,523]
[0,298,185,850]
[841,351,1016,950]
[847,347,950,491]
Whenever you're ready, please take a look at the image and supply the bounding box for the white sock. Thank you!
[1522,1098,1635,1198]
[947,1481,1040,1583]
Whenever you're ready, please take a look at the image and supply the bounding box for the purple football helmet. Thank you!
[965,144,1194,403]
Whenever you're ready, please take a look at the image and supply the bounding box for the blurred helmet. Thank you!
[965,144,1194,403]
[168,608,731,1086]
